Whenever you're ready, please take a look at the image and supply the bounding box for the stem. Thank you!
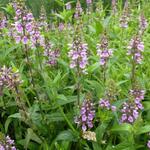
[14,86,28,120]
[24,44,35,88]
[59,105,77,133]
[77,64,80,106]
[131,54,136,89]
[103,63,107,86]
[36,44,43,71]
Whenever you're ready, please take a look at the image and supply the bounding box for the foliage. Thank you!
[0,0,150,150]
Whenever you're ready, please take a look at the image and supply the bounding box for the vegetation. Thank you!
[0,0,150,149]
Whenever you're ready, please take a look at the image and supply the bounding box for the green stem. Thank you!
[131,54,136,89]
[59,105,77,133]
[24,44,35,88]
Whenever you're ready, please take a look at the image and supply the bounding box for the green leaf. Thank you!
[143,101,150,110]
[111,123,133,133]
[135,125,150,135]
[5,118,12,133]
[96,122,109,144]
[24,128,42,149]
[56,95,76,106]
[112,142,135,150]
[92,142,102,150]
[95,20,103,35]
[56,130,77,142]
[55,13,65,20]
[8,113,21,119]
[87,62,100,73]
[45,112,64,122]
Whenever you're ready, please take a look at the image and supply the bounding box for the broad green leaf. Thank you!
[56,130,77,142]
[135,125,150,135]
[111,123,133,133]
[5,118,12,133]
[96,122,109,144]
[24,128,42,149]
[9,113,21,119]
[45,112,64,122]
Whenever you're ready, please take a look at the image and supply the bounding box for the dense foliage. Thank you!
[0,0,150,149]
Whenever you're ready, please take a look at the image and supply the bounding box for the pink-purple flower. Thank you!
[68,36,88,73]
[75,99,95,131]
[0,135,16,150]
[66,2,72,10]
[97,34,113,66]
[74,1,83,19]
[139,13,148,35]
[99,98,116,112]
[120,89,144,123]
[127,36,144,64]
[119,0,129,28]
[44,43,60,66]
[0,16,7,29]
[12,1,45,48]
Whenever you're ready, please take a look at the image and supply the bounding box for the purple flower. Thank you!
[44,42,60,66]
[82,115,87,122]
[99,98,116,112]
[74,1,82,18]
[139,13,148,35]
[0,135,16,150]
[12,2,45,48]
[15,22,23,33]
[82,124,87,131]
[119,0,129,28]
[22,36,28,44]
[0,145,5,150]
[58,23,64,31]
[86,0,92,4]
[120,89,145,124]
[0,66,22,93]
[0,16,7,29]
[111,105,116,111]
[127,36,144,64]
[75,100,95,131]
[68,37,88,73]
[147,140,150,149]
[15,36,21,43]
[97,34,113,66]
[66,2,71,10]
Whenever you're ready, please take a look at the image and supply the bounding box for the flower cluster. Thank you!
[68,36,88,73]
[0,66,22,94]
[0,135,16,150]
[129,89,145,101]
[127,36,144,64]
[11,1,44,48]
[120,89,144,123]
[139,13,148,35]
[38,6,48,31]
[74,1,83,19]
[44,43,60,66]
[97,35,113,66]
[119,0,129,28]
[0,16,7,30]
[86,0,92,5]
[29,21,45,48]
[99,98,116,111]
[65,2,72,10]
[75,100,95,131]
[58,23,64,31]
